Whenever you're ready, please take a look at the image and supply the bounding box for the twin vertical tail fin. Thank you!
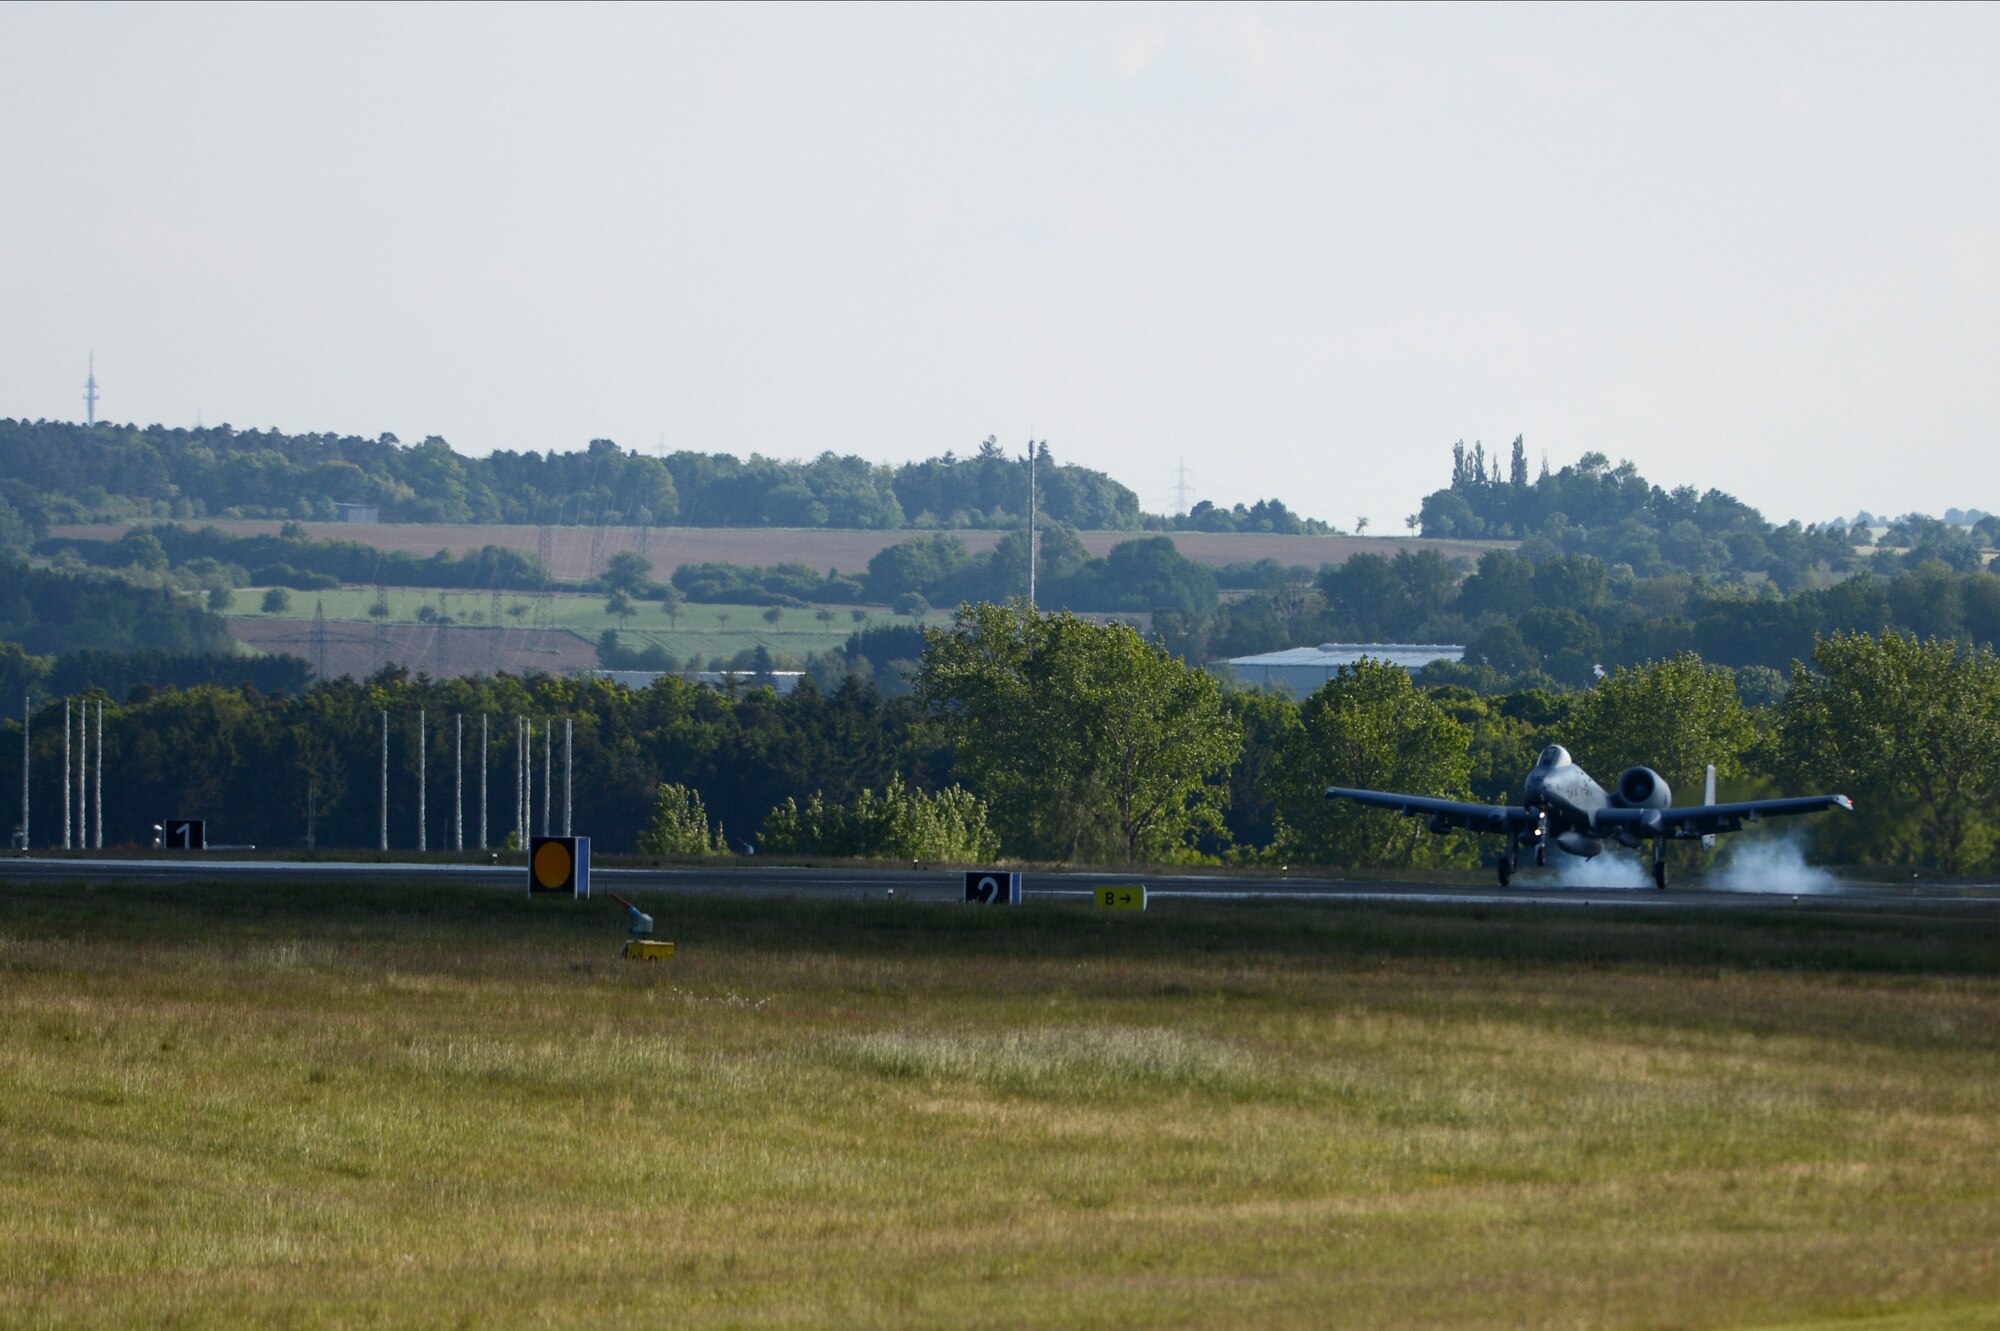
[1702,765,1717,851]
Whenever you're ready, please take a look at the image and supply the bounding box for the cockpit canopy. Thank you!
[1537,745,1571,768]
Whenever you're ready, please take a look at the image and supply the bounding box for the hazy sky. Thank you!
[3,3,1995,527]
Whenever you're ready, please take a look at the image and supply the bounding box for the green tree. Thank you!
[1219,688,1302,855]
[0,644,53,721]
[637,782,728,857]
[603,551,653,599]
[1776,631,2000,872]
[917,602,1241,862]
[1563,653,1754,805]
[261,588,291,614]
[1271,659,1474,867]
[605,590,636,627]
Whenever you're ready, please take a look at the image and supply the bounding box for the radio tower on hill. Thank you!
[84,353,99,426]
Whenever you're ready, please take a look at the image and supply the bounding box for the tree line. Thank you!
[1161,545,2000,693]
[0,422,1149,533]
[1416,438,1860,582]
[42,524,550,593]
[5,607,1997,874]
[661,527,1220,618]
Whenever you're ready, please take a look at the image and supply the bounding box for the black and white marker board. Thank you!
[963,870,1021,905]
[163,819,206,851]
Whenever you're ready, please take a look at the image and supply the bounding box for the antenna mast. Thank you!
[1171,456,1192,516]
[1026,439,1038,608]
[84,354,99,427]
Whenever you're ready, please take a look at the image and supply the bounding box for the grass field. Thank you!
[231,585,959,667]
[3,882,1997,1328]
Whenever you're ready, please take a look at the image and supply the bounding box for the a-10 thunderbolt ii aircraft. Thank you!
[1324,745,1852,889]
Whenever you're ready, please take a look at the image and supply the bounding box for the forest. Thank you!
[0,423,1149,533]
[5,609,1997,875]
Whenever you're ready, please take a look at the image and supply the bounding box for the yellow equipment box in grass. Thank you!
[1095,884,1147,910]
[623,940,676,962]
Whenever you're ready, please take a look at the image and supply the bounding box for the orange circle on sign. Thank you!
[533,841,572,888]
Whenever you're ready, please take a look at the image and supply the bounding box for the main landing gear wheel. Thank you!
[1653,860,1669,891]
[1497,856,1514,887]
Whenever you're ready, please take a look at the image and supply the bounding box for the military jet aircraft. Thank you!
[1324,745,1851,889]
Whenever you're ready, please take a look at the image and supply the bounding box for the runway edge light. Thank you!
[528,836,590,897]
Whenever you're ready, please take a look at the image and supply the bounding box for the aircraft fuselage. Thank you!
[1521,747,1618,856]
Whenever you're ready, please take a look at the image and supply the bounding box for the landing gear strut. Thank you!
[1497,855,1514,888]
[1652,849,1669,891]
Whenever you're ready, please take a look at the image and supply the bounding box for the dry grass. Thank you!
[1,883,1995,1328]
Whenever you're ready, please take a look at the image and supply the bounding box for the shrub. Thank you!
[637,783,728,857]
[759,776,998,861]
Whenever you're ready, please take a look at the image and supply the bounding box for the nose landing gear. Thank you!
[1498,811,1548,887]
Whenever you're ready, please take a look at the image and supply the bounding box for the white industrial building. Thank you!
[1222,643,1463,696]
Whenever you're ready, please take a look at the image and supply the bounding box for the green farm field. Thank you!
[232,585,958,666]
[3,881,1997,1328]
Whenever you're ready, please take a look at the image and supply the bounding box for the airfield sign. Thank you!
[162,819,206,851]
[1095,884,1147,910]
[529,836,591,897]
[964,870,1021,905]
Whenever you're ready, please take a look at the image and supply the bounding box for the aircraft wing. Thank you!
[1590,795,1853,839]
[1323,787,1539,835]
[1659,795,1852,838]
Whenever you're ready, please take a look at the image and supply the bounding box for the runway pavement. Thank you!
[4,853,1997,914]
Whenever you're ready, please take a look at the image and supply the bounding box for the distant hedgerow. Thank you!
[759,776,999,862]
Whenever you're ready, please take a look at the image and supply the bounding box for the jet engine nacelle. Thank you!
[1613,766,1672,810]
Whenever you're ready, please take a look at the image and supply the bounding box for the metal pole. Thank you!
[455,714,464,851]
[1027,440,1038,608]
[62,699,71,850]
[19,694,27,850]
[76,700,86,853]
[379,709,389,852]
[542,722,551,837]
[479,714,488,850]
[79,700,87,849]
[94,700,103,849]
[417,708,427,854]
[563,717,572,837]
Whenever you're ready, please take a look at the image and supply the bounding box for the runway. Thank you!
[4,854,1996,914]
